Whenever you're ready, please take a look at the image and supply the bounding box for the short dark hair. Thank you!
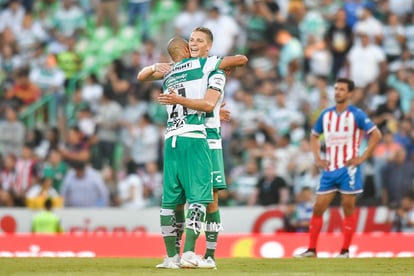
[44,197,53,210]
[336,78,355,92]
[192,27,214,43]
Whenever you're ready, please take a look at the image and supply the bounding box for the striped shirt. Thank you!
[312,105,376,171]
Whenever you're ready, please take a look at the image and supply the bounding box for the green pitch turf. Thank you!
[1,258,413,276]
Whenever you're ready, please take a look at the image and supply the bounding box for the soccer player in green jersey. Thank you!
[157,27,245,269]
[138,32,247,269]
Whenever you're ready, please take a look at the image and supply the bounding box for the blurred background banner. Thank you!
[0,233,413,258]
[0,206,393,234]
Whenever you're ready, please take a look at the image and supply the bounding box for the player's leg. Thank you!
[337,165,363,258]
[295,170,339,258]
[175,203,185,255]
[204,148,226,262]
[205,191,220,259]
[178,137,214,268]
[337,193,357,258]
[156,137,184,269]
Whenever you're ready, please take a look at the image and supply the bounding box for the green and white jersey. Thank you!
[163,56,222,139]
[205,70,226,150]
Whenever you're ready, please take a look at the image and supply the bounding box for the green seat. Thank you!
[116,25,141,53]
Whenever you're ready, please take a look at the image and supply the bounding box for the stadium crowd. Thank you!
[0,0,413,231]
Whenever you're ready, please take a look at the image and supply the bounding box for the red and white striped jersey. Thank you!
[312,105,377,171]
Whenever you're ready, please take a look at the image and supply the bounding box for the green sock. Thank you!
[204,210,221,259]
[160,208,177,257]
[175,208,185,255]
[183,203,206,252]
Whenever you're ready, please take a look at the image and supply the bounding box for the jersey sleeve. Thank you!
[312,112,324,136]
[204,56,223,72]
[207,70,226,93]
[355,109,377,133]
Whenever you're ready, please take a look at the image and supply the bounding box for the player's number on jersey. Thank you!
[170,86,188,119]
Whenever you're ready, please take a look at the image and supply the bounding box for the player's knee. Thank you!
[176,204,185,211]
[185,203,206,233]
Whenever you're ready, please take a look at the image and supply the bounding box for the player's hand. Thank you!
[315,158,329,170]
[219,102,231,122]
[153,63,173,74]
[346,157,363,167]
[158,90,181,105]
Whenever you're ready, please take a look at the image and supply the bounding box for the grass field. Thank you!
[1,258,414,276]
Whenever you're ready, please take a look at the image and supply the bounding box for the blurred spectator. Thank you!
[381,147,414,207]
[346,31,386,88]
[325,8,353,79]
[203,5,239,57]
[51,0,86,40]
[298,5,326,46]
[306,36,332,78]
[353,2,383,45]
[0,105,25,156]
[61,161,109,207]
[12,144,37,206]
[81,73,103,113]
[389,0,413,18]
[56,37,82,85]
[42,148,68,193]
[138,39,161,69]
[288,138,315,194]
[5,66,41,109]
[120,92,148,145]
[26,128,49,160]
[63,86,88,128]
[386,69,414,115]
[31,197,63,233]
[26,175,62,209]
[364,81,386,115]
[0,43,23,88]
[393,118,414,160]
[77,105,97,138]
[117,162,147,209]
[229,159,260,206]
[0,154,17,207]
[146,85,168,126]
[373,88,403,132]
[103,59,130,106]
[0,0,25,36]
[276,28,303,79]
[93,88,122,170]
[16,13,48,61]
[29,54,65,111]
[244,0,269,54]
[59,126,90,167]
[124,113,159,173]
[372,130,403,200]
[388,47,414,73]
[390,194,414,232]
[382,13,405,63]
[405,14,414,55]
[264,90,303,139]
[141,161,163,206]
[127,0,150,40]
[307,75,334,111]
[286,186,314,232]
[101,165,118,206]
[96,0,120,34]
[174,0,206,40]
[248,161,289,206]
